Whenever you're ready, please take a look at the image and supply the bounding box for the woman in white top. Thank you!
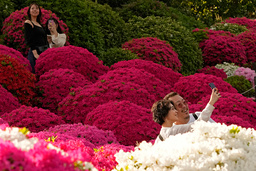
[46,17,66,48]
[152,88,221,144]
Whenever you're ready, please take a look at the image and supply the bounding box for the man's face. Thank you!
[167,95,190,124]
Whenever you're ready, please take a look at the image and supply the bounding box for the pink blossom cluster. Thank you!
[0,118,9,130]
[97,67,171,100]
[190,92,256,129]
[0,85,20,116]
[122,37,182,72]
[58,81,156,123]
[197,66,227,79]
[111,59,183,87]
[234,67,256,84]
[35,46,109,82]
[225,17,256,30]
[1,105,65,132]
[36,68,92,113]
[0,44,31,71]
[199,34,247,66]
[85,100,161,146]
[173,73,238,104]
[1,6,69,56]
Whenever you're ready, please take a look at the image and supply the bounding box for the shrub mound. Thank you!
[58,81,156,123]
[1,6,69,56]
[85,100,161,146]
[122,37,181,72]
[111,59,183,86]
[36,68,92,113]
[197,66,227,79]
[0,85,20,116]
[1,106,65,132]
[215,62,240,77]
[234,67,256,84]
[0,44,31,71]
[210,23,248,35]
[190,92,256,129]
[35,45,109,82]
[173,73,238,104]
[225,17,256,30]
[0,54,36,105]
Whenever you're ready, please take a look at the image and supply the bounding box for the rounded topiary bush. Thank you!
[125,16,203,75]
[58,81,156,123]
[234,67,256,84]
[210,23,248,35]
[173,73,238,104]
[0,44,31,71]
[100,47,139,67]
[190,92,256,129]
[0,54,36,105]
[225,17,256,30]
[200,34,247,66]
[110,59,183,86]
[97,67,171,100]
[215,62,240,77]
[1,6,69,56]
[35,45,109,82]
[36,68,92,113]
[85,100,161,146]
[122,37,181,72]
[224,75,255,97]
[1,105,65,132]
[0,85,20,116]
[197,66,227,79]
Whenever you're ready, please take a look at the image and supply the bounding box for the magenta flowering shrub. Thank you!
[1,105,65,132]
[122,37,181,72]
[45,123,118,147]
[98,67,171,100]
[199,34,247,66]
[234,67,256,84]
[236,31,256,66]
[190,92,256,129]
[225,17,256,30]
[0,44,31,71]
[173,73,238,104]
[36,68,92,113]
[92,144,134,171]
[1,6,69,56]
[197,66,227,79]
[0,118,9,130]
[0,85,20,116]
[85,100,161,146]
[110,59,183,86]
[58,81,156,123]
[35,45,109,82]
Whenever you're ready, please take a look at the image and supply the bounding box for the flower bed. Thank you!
[234,67,256,85]
[85,100,161,146]
[197,66,227,79]
[215,62,240,77]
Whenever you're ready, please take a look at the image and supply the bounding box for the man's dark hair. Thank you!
[27,2,42,24]
[151,99,174,125]
[163,92,179,100]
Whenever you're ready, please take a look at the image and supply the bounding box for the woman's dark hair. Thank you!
[45,17,63,35]
[27,2,42,24]
[151,99,174,125]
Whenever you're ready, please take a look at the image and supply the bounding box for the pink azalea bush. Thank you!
[1,6,69,56]
[236,31,256,66]
[110,59,183,86]
[0,85,20,116]
[197,66,227,79]
[173,73,238,104]
[1,105,65,132]
[199,34,247,66]
[0,54,36,105]
[122,37,182,72]
[0,118,9,130]
[58,81,156,123]
[190,92,256,129]
[0,44,31,71]
[225,17,256,30]
[97,67,171,100]
[234,67,256,85]
[35,45,109,82]
[36,68,92,113]
[85,100,161,146]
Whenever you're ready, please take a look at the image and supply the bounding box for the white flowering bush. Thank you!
[215,62,240,77]
[114,121,256,171]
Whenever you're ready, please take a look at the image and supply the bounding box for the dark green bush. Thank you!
[117,0,206,30]
[210,23,248,35]
[100,48,139,67]
[0,0,15,33]
[125,16,203,75]
[224,75,255,97]
[96,0,136,8]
